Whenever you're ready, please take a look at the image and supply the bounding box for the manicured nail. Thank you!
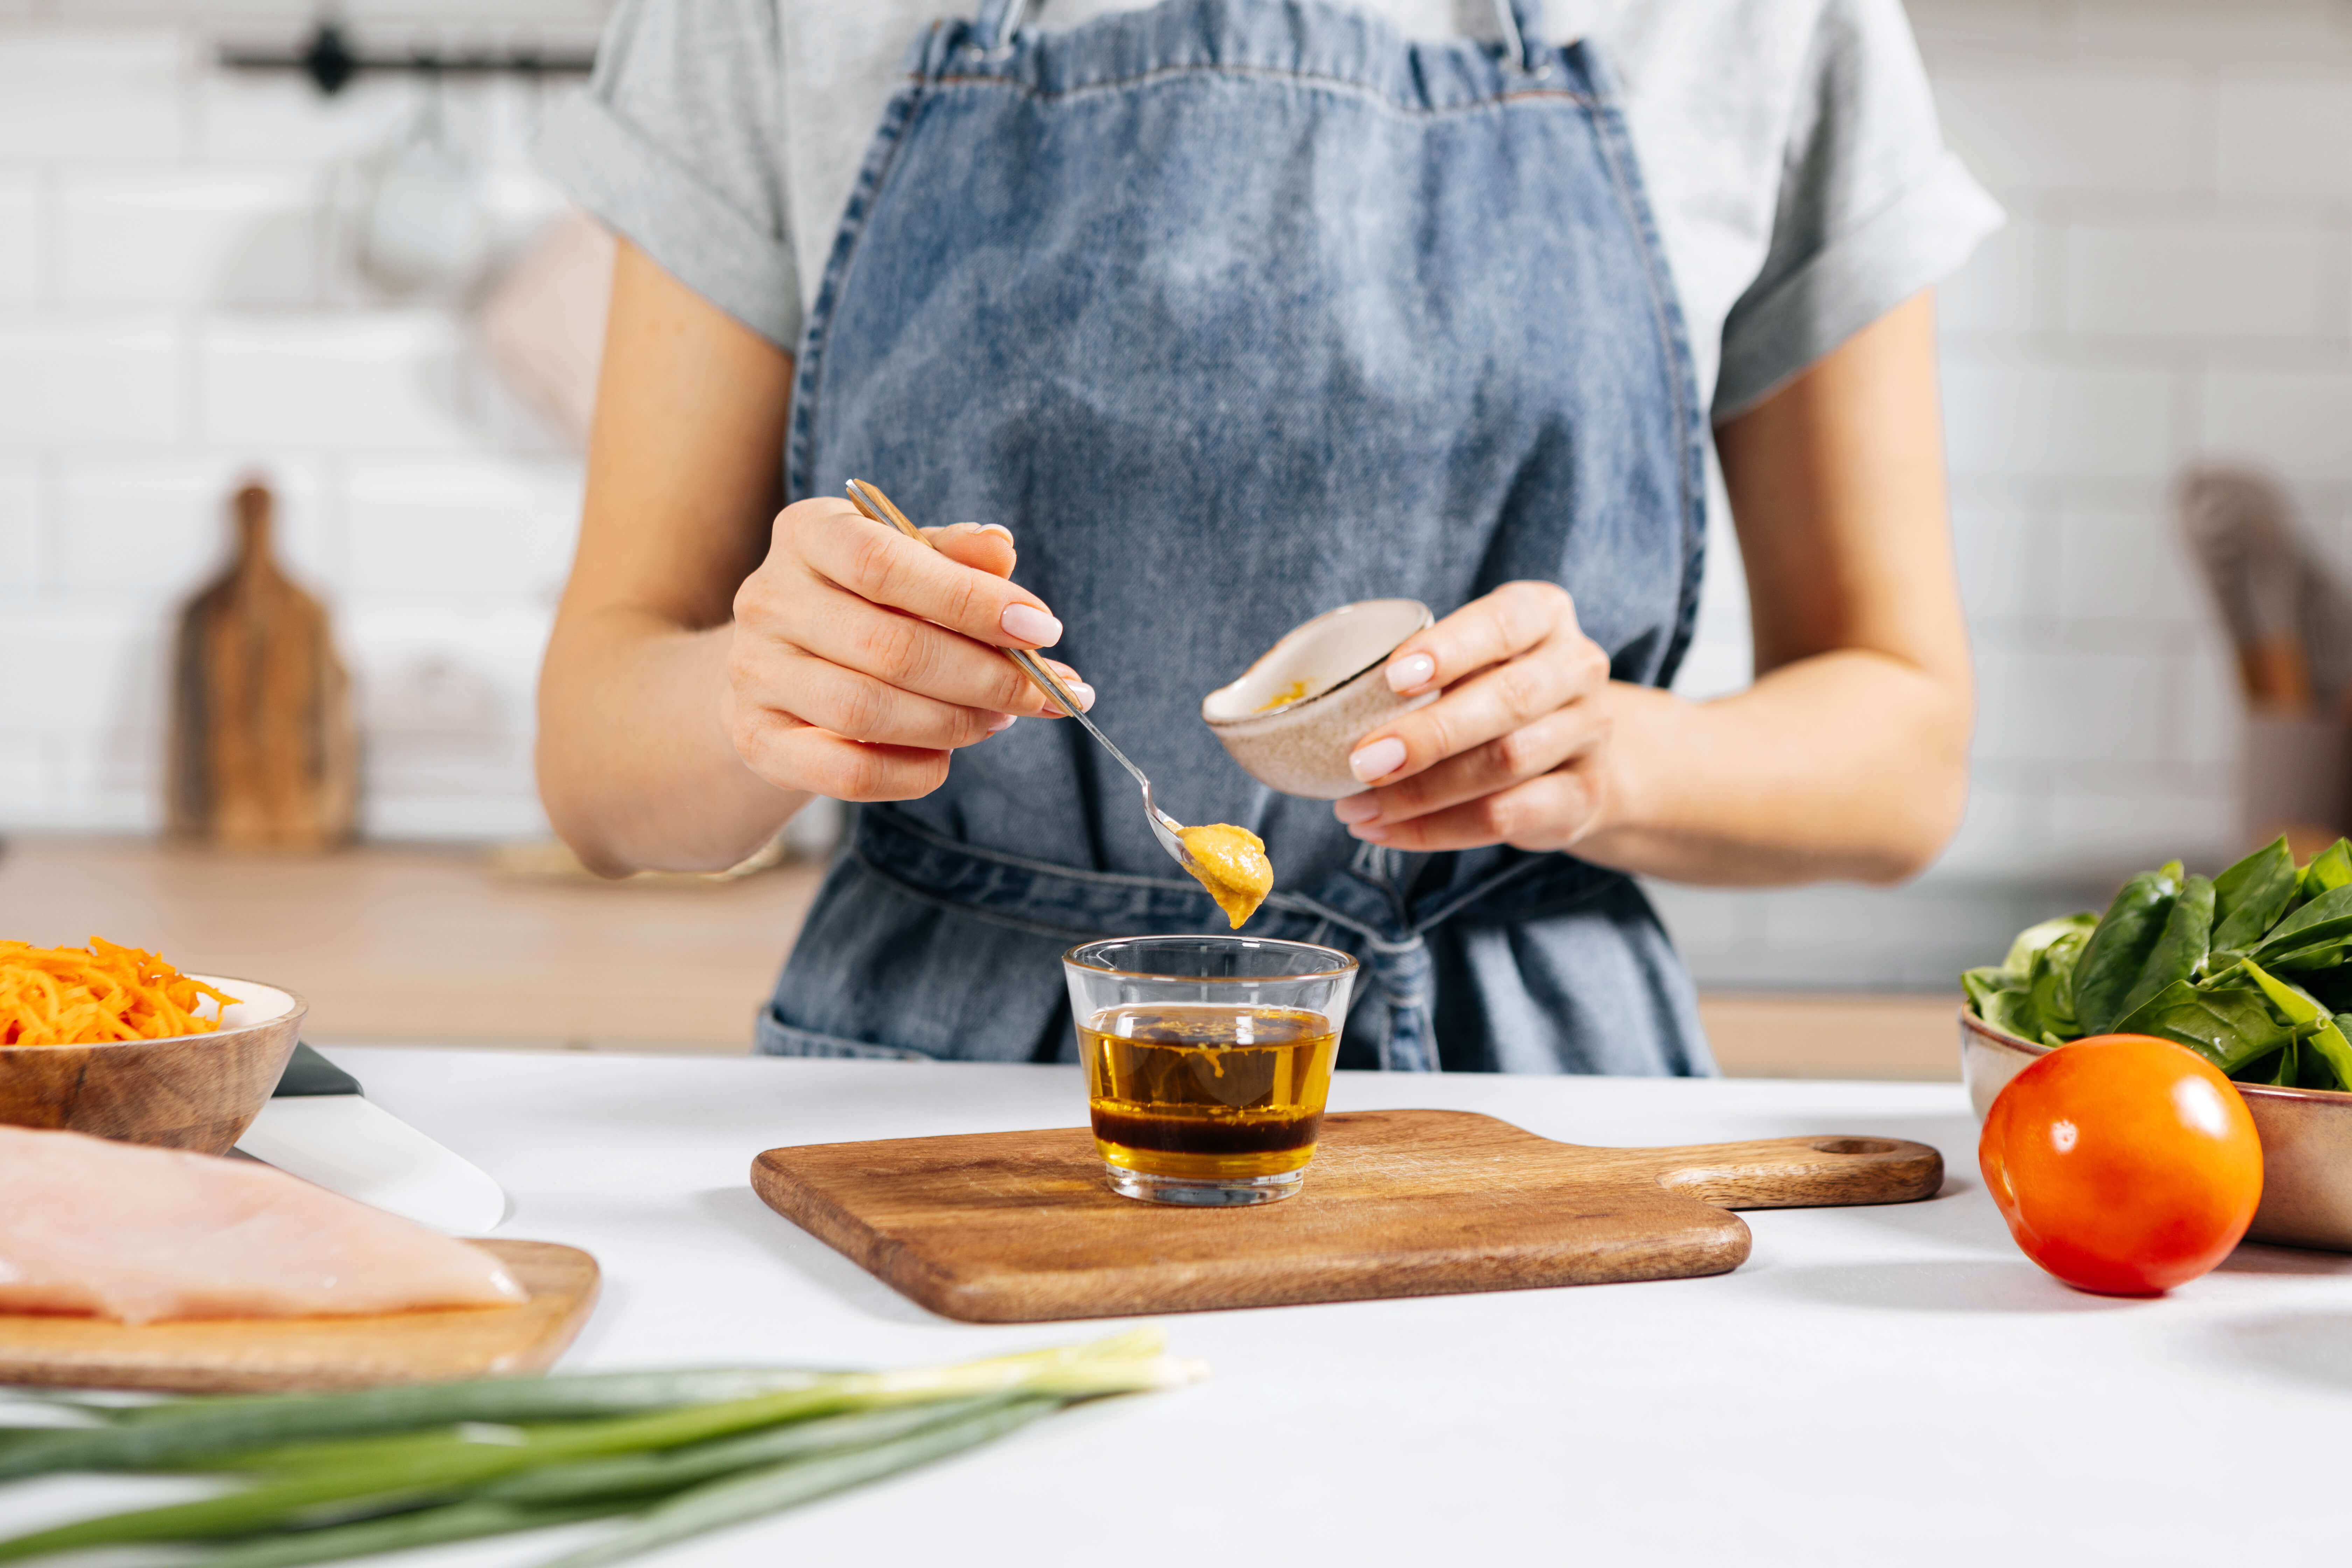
[1387,653,1436,693]
[1001,603,1062,645]
[1332,792,1381,824]
[1064,680,1096,712]
[987,712,1017,735]
[1348,822,1391,842]
[1349,737,1407,783]
[981,524,1015,541]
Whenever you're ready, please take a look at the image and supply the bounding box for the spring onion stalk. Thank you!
[534,1398,1063,1568]
[0,1331,1200,1563]
[478,1396,1015,1506]
[0,1370,839,1483]
[188,1500,628,1568]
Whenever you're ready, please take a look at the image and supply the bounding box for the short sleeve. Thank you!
[536,0,804,350]
[1712,0,2003,420]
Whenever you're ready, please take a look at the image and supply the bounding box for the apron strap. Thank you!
[982,1,1545,78]
[976,0,1034,55]
[1491,0,1551,77]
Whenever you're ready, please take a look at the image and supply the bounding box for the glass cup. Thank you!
[1062,936,1358,1206]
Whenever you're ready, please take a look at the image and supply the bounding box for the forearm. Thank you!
[1575,649,1971,887]
[537,607,807,877]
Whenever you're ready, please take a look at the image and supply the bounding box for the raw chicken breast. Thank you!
[0,1125,525,1324]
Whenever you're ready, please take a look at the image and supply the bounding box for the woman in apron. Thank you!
[538,0,1993,1073]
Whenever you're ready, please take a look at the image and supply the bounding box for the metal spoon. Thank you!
[842,479,1203,879]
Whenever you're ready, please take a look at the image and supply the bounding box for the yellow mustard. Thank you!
[1176,823,1274,929]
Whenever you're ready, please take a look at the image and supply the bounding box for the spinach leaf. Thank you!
[2303,839,2352,899]
[2257,940,2347,972]
[1962,967,2012,1019]
[2305,1020,2352,1091]
[2109,978,2291,1073]
[2252,882,2352,964]
[2027,927,2089,1037]
[2073,862,2183,1037]
[2001,912,2097,978]
[2114,873,2213,1024]
[1979,985,2046,1047]
[2210,835,2297,955]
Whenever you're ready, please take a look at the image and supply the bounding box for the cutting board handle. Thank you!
[1637,1136,1942,1210]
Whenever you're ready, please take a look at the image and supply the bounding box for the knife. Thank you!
[234,1044,510,1236]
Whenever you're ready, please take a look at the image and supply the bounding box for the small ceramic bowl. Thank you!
[1202,600,1438,800]
[0,976,305,1156]
[1959,1004,2352,1252]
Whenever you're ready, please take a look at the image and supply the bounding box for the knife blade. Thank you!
[235,1044,510,1236]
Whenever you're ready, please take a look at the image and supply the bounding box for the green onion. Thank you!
[0,1330,1201,1566]
[534,1397,1062,1568]
[190,1500,628,1568]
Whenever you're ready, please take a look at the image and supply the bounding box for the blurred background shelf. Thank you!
[0,837,1962,1077]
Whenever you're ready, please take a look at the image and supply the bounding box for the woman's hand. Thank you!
[722,496,1093,803]
[1331,581,1614,852]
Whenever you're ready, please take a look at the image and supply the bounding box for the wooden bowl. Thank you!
[1959,1004,2352,1252]
[0,976,305,1156]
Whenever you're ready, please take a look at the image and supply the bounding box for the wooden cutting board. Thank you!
[0,1241,597,1393]
[751,1109,1942,1323]
[166,480,357,849]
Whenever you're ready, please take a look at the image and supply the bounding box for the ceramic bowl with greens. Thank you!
[1960,835,2352,1252]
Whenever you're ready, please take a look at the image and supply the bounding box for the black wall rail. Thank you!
[217,22,595,96]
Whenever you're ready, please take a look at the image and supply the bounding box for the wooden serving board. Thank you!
[0,1241,598,1393]
[752,1110,1941,1323]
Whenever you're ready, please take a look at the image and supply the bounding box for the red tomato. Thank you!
[1979,1033,2263,1296]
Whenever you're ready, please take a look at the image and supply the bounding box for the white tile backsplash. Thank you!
[1941,355,2179,479]
[343,457,579,600]
[0,174,39,304]
[1932,72,2199,193]
[0,31,186,161]
[0,456,39,589]
[2066,223,2329,339]
[2200,369,2352,480]
[2216,79,2352,197]
[55,453,335,598]
[0,316,183,445]
[58,168,327,308]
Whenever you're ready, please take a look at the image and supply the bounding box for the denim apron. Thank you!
[760,0,1714,1076]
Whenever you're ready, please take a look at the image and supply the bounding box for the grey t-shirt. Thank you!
[541,0,1998,421]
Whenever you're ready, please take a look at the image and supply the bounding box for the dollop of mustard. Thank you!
[1176,823,1274,929]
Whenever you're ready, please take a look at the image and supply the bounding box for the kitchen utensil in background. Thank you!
[352,85,489,297]
[168,482,358,848]
[843,479,1216,885]
[2182,468,2352,850]
[238,1044,510,1236]
[752,1109,1941,1322]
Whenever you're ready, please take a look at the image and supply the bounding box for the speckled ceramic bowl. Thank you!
[1960,1003,2352,1252]
[1203,599,1438,800]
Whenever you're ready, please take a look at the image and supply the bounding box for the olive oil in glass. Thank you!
[1083,1005,1339,1185]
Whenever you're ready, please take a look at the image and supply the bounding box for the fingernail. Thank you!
[1332,792,1381,824]
[1348,822,1391,842]
[1001,603,1062,645]
[981,524,1015,541]
[1349,737,1407,783]
[987,712,1017,735]
[1387,652,1436,693]
[1065,680,1096,712]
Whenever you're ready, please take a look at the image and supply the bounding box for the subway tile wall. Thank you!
[0,0,2344,986]
[1653,0,2352,986]
[0,1,601,839]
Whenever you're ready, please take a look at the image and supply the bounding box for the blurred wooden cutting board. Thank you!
[167,482,357,849]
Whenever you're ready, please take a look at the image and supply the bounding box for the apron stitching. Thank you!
[866,806,1203,893]
[848,843,1121,944]
[929,64,1596,119]
[1579,76,1707,685]
[788,70,934,503]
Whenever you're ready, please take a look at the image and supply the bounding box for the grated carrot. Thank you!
[0,938,239,1047]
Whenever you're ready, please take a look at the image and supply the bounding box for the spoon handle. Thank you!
[842,479,1157,798]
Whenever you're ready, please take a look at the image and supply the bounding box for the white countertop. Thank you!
[15,1050,2352,1566]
